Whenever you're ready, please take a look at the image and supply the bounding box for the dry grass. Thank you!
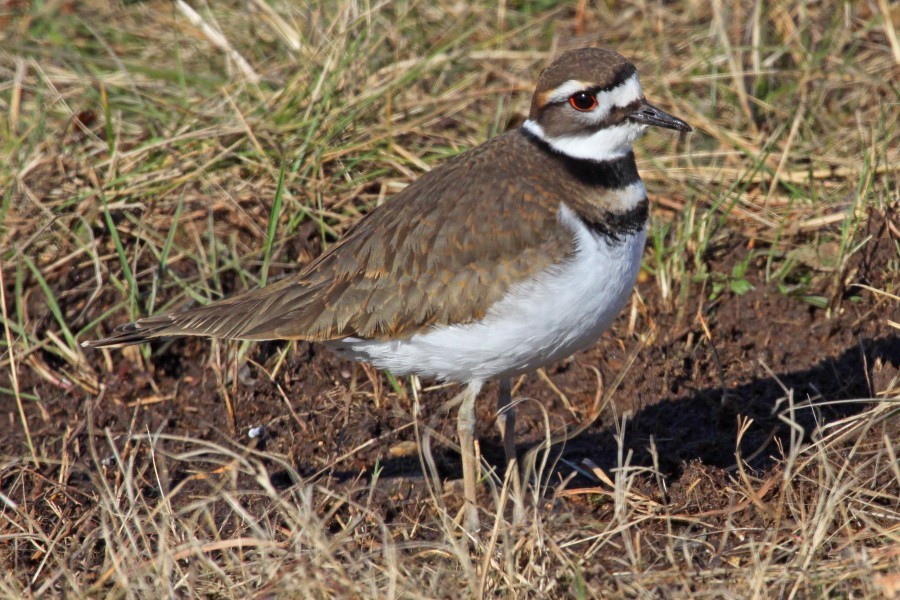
[1,0,898,597]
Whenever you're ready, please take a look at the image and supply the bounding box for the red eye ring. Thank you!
[569,91,598,111]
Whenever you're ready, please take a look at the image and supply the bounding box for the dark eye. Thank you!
[569,92,598,111]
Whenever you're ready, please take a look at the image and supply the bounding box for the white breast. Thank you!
[328,203,647,383]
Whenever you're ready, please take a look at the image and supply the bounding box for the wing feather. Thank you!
[84,131,574,349]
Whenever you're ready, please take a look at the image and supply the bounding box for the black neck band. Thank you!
[520,127,648,243]
[520,127,641,189]
[582,197,649,243]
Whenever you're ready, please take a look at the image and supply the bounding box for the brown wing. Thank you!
[86,131,574,348]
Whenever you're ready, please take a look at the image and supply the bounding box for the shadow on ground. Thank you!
[557,334,898,480]
[357,334,897,489]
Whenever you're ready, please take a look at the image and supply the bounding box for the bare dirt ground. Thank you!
[3,207,896,595]
[2,1,898,597]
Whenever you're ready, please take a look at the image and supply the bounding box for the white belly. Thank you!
[328,204,646,383]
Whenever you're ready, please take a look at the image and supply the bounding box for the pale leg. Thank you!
[496,377,524,524]
[457,380,483,532]
[496,378,516,466]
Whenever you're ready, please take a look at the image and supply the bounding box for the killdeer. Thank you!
[84,48,691,532]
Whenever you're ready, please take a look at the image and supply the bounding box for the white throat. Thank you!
[523,119,648,162]
[525,72,650,162]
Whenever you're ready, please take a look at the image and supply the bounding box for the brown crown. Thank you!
[529,48,637,120]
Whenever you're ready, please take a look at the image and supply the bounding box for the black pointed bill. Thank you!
[629,100,692,132]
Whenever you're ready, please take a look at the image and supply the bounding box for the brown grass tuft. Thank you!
[1,0,897,597]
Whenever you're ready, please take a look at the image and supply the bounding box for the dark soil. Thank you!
[2,208,897,580]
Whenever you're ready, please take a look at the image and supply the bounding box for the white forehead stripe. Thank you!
[545,80,596,104]
[545,73,643,109]
[599,73,642,109]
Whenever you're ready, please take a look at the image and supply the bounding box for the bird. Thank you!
[83,47,691,532]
